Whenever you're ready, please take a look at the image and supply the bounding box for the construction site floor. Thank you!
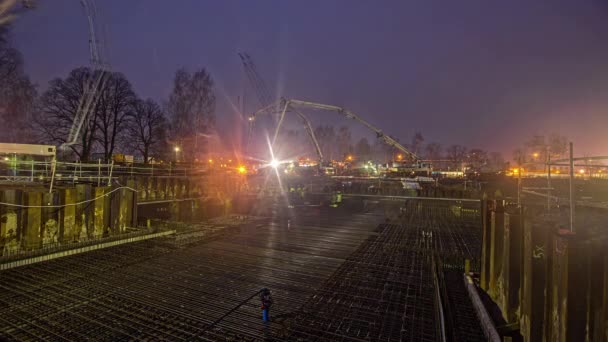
[0,204,384,341]
[0,200,485,341]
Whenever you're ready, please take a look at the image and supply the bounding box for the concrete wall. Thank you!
[480,203,608,341]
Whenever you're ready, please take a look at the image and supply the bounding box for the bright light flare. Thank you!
[270,159,280,168]
[238,166,247,174]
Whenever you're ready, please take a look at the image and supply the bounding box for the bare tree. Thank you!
[314,125,336,160]
[424,142,442,160]
[446,144,467,165]
[35,67,101,161]
[512,148,526,165]
[336,125,353,158]
[467,148,489,170]
[374,135,399,163]
[548,133,567,158]
[0,26,36,142]
[126,98,167,163]
[355,137,371,160]
[95,72,136,161]
[515,133,568,170]
[489,152,505,171]
[167,67,215,162]
[410,131,424,156]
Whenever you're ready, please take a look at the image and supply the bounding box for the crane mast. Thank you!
[63,0,109,148]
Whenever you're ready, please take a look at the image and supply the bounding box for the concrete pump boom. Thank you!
[290,107,324,163]
[254,98,419,162]
[250,99,325,163]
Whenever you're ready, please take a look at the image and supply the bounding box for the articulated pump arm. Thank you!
[250,99,325,163]
[290,107,324,163]
[284,99,419,161]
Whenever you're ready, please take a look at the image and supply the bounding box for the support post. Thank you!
[546,147,551,213]
[107,160,114,186]
[517,156,522,207]
[568,142,574,232]
[489,200,505,299]
[97,159,101,187]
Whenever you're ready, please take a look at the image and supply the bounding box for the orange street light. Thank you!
[238,166,247,174]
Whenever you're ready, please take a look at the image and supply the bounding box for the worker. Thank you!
[288,184,296,208]
[260,288,272,322]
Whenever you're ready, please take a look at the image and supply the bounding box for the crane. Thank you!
[239,52,324,162]
[251,98,420,163]
[238,52,273,109]
[62,0,109,148]
[249,98,326,164]
[0,0,104,149]
[238,52,278,152]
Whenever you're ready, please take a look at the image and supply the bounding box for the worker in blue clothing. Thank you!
[260,288,272,322]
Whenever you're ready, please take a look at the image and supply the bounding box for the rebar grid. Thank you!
[282,199,482,342]
[0,205,383,341]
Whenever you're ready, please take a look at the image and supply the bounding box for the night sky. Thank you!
[12,0,608,157]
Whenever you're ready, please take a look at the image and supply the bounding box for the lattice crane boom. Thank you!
[63,0,109,148]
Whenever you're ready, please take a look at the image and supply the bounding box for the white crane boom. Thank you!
[250,98,325,163]
[290,107,324,163]
[260,98,419,162]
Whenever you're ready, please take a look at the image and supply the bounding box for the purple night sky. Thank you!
[12,0,608,157]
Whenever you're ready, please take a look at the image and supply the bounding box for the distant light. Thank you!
[174,146,180,152]
[532,152,539,158]
[248,116,255,121]
[238,166,247,174]
[397,154,403,160]
[270,159,279,168]
[347,155,353,161]
[579,169,586,174]
[208,159,213,163]
[3,157,8,161]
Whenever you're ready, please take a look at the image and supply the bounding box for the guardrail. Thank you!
[0,229,175,271]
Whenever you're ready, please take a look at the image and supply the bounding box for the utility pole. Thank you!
[569,142,574,232]
[546,146,551,213]
[517,155,522,207]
